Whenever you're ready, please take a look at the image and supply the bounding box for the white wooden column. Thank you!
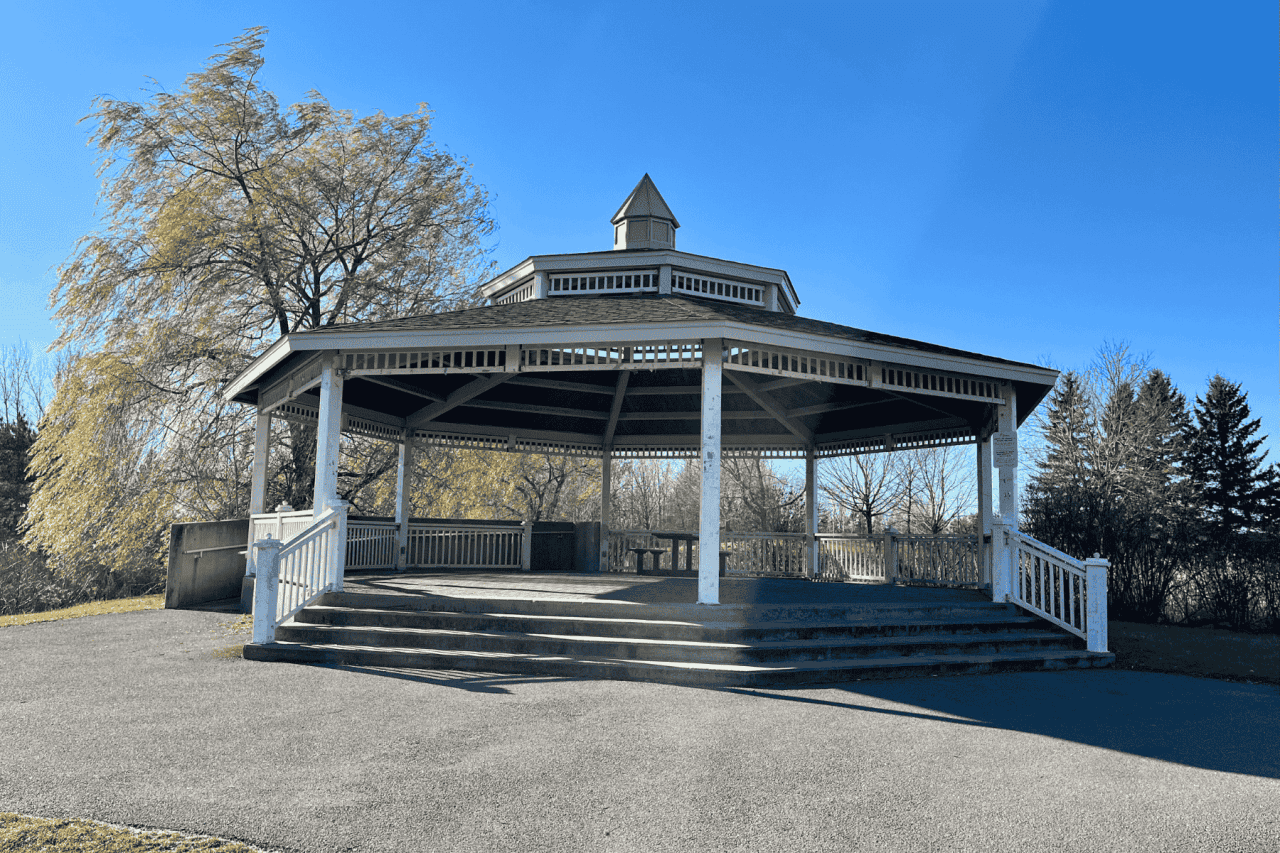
[250,410,272,515]
[698,339,723,604]
[394,435,414,570]
[313,358,344,515]
[976,436,993,588]
[600,448,613,572]
[246,409,272,579]
[805,447,819,579]
[992,384,1018,602]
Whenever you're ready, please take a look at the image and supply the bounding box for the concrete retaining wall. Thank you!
[165,519,249,609]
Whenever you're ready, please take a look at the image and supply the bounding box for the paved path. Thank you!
[1,607,1276,853]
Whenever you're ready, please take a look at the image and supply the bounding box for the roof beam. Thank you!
[361,375,445,404]
[462,399,610,419]
[407,374,511,427]
[506,375,617,396]
[787,398,891,418]
[723,371,814,447]
[603,371,630,448]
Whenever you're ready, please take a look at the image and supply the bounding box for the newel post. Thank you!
[521,519,533,571]
[882,527,898,583]
[1085,554,1109,653]
[330,500,350,592]
[252,538,283,644]
[991,522,1014,602]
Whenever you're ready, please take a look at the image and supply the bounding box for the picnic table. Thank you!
[642,531,732,576]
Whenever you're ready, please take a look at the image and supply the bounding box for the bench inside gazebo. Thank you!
[226,175,1113,685]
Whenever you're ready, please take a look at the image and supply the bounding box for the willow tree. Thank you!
[26,28,493,592]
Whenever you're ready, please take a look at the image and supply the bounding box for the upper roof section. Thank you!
[611,173,679,251]
[480,176,800,314]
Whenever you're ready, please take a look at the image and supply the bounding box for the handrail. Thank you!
[278,512,339,558]
[1000,526,1108,653]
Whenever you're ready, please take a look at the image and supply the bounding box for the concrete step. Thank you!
[273,621,1081,664]
[294,604,1048,643]
[241,640,1115,688]
[315,590,1017,625]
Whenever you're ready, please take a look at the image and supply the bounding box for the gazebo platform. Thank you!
[242,571,1114,687]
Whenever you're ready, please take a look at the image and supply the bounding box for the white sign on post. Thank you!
[993,432,1018,469]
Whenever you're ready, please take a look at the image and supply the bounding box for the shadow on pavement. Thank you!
[724,673,1280,779]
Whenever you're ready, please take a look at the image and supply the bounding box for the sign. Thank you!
[992,432,1018,468]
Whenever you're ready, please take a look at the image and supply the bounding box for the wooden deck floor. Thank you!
[341,570,991,608]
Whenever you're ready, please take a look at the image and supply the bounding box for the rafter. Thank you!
[603,371,630,448]
[787,398,890,418]
[361,375,445,404]
[724,371,814,447]
[406,374,511,427]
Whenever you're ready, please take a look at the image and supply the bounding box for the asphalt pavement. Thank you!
[1,608,1276,853]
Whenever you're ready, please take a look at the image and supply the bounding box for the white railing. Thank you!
[1001,526,1108,653]
[347,519,399,570]
[252,505,347,644]
[816,534,885,582]
[250,509,315,546]
[722,532,809,577]
[406,523,523,569]
[895,534,980,586]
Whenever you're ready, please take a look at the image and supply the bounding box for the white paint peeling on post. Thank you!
[252,537,283,644]
[313,358,344,514]
[698,338,723,605]
[977,437,993,588]
[600,448,612,572]
[994,383,1018,602]
[522,519,533,571]
[246,410,271,578]
[395,437,414,570]
[1085,555,1110,652]
[805,447,818,579]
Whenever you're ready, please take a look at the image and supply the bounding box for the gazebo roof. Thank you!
[224,176,1057,459]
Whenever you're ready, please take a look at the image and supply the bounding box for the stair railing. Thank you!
[995,524,1109,653]
[252,503,348,644]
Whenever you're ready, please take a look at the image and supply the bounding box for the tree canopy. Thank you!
[26,28,494,592]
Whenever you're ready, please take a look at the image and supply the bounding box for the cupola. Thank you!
[611,174,679,251]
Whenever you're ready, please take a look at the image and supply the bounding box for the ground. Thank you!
[0,603,1275,853]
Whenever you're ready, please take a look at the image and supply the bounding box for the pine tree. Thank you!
[1185,375,1272,533]
[0,414,37,541]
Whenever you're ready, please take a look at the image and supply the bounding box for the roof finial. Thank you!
[611,174,678,251]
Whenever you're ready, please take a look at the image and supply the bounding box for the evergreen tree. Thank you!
[1185,375,1272,533]
[0,414,37,541]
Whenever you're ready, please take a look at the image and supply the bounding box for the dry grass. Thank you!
[0,594,165,628]
[1109,620,1279,684]
[0,813,274,852]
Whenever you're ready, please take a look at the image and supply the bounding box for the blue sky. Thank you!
[1,0,1275,461]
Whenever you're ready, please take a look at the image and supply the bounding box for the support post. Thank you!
[395,436,414,571]
[805,447,819,579]
[698,338,723,605]
[522,519,533,572]
[977,436,993,588]
[246,410,271,579]
[313,358,344,514]
[600,448,612,572]
[251,538,283,644]
[992,383,1018,602]
[1085,555,1110,653]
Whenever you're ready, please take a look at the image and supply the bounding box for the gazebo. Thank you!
[226,176,1109,664]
